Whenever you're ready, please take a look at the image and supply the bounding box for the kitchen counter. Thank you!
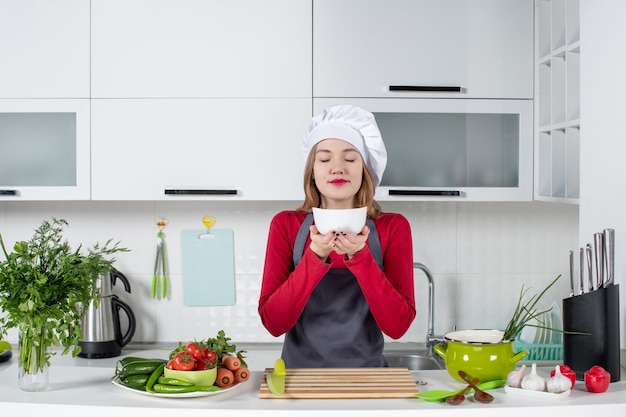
[1,346,625,417]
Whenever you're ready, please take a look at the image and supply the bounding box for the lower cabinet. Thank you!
[91,99,311,201]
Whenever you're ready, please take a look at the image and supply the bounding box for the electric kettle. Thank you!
[78,269,136,358]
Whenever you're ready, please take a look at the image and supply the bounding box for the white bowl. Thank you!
[312,207,367,235]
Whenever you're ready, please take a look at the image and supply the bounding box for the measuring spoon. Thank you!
[414,379,506,402]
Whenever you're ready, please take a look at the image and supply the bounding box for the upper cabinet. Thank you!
[535,0,580,204]
[313,0,534,99]
[91,0,312,98]
[0,99,91,200]
[0,0,89,98]
[91,99,310,201]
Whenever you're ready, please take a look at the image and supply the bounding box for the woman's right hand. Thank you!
[308,224,335,261]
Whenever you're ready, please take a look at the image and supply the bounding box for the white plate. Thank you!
[111,378,242,398]
[505,385,570,400]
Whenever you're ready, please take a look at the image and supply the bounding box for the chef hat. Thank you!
[303,104,387,187]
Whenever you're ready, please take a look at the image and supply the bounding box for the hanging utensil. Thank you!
[603,228,615,287]
[594,232,604,290]
[152,216,169,299]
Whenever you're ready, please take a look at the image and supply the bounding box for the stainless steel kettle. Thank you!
[78,269,136,358]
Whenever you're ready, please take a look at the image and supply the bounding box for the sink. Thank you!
[384,353,444,370]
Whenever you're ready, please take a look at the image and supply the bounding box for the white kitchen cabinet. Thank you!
[315,98,534,202]
[91,0,312,99]
[91,99,311,201]
[0,99,90,200]
[0,0,89,98]
[535,0,580,203]
[313,0,533,99]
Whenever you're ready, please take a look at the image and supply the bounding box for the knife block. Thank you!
[562,284,620,382]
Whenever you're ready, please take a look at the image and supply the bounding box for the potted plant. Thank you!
[0,218,128,391]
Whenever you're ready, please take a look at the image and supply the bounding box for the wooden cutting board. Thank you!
[259,367,419,399]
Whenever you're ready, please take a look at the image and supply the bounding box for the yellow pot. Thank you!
[434,329,528,383]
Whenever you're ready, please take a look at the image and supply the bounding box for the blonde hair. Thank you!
[296,144,382,219]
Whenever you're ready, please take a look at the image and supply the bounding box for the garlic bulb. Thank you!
[521,363,547,391]
[506,364,527,388]
[547,364,572,393]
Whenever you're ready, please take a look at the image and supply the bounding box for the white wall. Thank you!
[0,200,578,345]
[580,0,626,348]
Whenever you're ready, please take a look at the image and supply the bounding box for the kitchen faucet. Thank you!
[414,262,447,360]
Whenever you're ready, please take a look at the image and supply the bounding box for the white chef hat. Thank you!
[303,104,387,187]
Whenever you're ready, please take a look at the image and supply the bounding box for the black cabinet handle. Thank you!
[164,189,238,196]
[389,85,462,92]
[389,190,461,197]
[0,190,19,196]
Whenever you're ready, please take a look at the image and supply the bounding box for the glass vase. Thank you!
[18,323,49,392]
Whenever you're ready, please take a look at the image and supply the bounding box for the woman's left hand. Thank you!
[332,225,369,259]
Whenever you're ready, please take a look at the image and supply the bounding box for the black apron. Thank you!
[281,213,386,368]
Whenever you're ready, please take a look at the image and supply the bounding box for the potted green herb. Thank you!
[0,218,128,391]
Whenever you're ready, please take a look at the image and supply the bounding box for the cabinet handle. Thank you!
[389,85,462,92]
[389,190,461,197]
[164,189,238,196]
[0,189,19,196]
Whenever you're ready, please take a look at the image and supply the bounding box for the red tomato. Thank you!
[185,342,205,361]
[204,349,217,365]
[550,365,577,389]
[173,351,196,371]
[584,365,610,393]
[194,360,208,370]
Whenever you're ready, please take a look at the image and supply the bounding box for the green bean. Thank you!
[152,384,222,394]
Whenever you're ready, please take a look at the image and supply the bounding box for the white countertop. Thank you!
[1,346,625,417]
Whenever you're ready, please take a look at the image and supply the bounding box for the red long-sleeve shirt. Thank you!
[258,210,416,339]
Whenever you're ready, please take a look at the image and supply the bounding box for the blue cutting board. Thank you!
[180,229,236,306]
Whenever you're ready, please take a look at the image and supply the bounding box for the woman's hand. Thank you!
[331,225,370,259]
[308,224,335,261]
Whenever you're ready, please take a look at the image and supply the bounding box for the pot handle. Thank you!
[510,349,529,364]
[112,296,136,347]
[433,343,447,360]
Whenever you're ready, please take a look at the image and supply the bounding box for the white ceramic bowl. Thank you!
[312,207,367,235]
[164,367,217,386]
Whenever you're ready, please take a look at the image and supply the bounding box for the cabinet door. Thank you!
[314,0,533,99]
[0,99,90,200]
[0,0,89,98]
[315,97,533,202]
[91,0,312,98]
[91,99,311,200]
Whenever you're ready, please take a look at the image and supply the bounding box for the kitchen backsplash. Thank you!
[0,200,578,345]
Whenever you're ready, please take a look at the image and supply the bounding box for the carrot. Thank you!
[216,367,235,388]
[234,367,249,383]
[222,354,241,371]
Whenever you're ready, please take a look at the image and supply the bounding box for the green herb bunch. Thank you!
[502,274,561,341]
[0,218,129,371]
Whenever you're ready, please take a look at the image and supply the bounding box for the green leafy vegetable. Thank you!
[503,274,560,341]
[0,218,129,374]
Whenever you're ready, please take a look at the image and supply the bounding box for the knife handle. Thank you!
[603,228,615,287]
[594,233,604,290]
[586,244,594,292]
[569,250,574,297]
[579,248,585,295]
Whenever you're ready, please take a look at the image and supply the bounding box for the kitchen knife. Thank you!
[266,358,286,396]
[579,248,585,295]
[594,233,604,290]
[569,250,574,297]
[586,244,594,292]
[603,228,615,287]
